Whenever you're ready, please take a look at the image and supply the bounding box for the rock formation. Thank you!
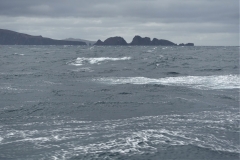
[95,35,180,46]
[130,35,151,45]
[179,43,194,46]
[0,28,195,46]
[94,40,104,45]
[185,43,194,46]
[94,37,127,45]
[151,38,177,46]
[0,29,86,45]
[130,36,177,46]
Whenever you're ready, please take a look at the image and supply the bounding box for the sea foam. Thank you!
[93,75,240,90]
[69,57,131,66]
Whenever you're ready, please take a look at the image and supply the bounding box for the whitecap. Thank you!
[93,75,240,90]
[13,53,24,56]
[1,109,238,157]
[89,46,94,50]
[146,50,153,53]
[68,57,131,66]
[72,67,93,72]
[43,81,62,85]
[0,86,19,91]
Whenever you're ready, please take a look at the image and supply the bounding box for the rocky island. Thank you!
[130,36,177,46]
[94,37,128,45]
[0,29,86,45]
[95,35,194,46]
[130,36,152,45]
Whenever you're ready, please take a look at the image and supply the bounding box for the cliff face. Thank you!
[0,29,86,45]
[94,37,127,45]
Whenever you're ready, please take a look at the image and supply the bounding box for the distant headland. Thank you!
[0,29,86,45]
[0,29,194,46]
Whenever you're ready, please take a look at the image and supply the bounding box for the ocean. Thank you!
[0,45,239,160]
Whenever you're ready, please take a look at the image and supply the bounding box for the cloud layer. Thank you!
[0,0,239,45]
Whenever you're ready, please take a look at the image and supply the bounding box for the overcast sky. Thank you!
[0,0,239,46]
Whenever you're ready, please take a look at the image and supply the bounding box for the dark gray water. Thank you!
[0,45,239,160]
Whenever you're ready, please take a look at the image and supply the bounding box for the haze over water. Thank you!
[0,45,239,159]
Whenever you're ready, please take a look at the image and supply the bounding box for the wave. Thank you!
[1,109,238,159]
[43,81,62,85]
[71,67,94,72]
[68,57,131,66]
[93,75,240,90]
[0,72,33,75]
[13,53,25,56]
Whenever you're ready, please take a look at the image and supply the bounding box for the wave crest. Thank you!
[93,75,240,90]
[68,57,131,66]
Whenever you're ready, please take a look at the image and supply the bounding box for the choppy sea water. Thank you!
[0,45,239,160]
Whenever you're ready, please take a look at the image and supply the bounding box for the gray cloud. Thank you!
[0,0,238,45]
[0,0,237,23]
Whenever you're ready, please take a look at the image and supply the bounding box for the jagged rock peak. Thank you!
[94,39,104,45]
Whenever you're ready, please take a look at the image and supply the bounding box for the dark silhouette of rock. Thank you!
[129,35,177,46]
[94,36,127,45]
[151,38,177,46]
[94,35,194,46]
[178,43,194,46]
[179,43,185,46]
[94,39,104,45]
[0,29,86,45]
[130,35,151,45]
[185,43,194,46]
[104,37,127,45]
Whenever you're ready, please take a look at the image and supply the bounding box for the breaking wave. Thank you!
[93,75,240,90]
[68,57,131,66]
[0,110,239,159]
